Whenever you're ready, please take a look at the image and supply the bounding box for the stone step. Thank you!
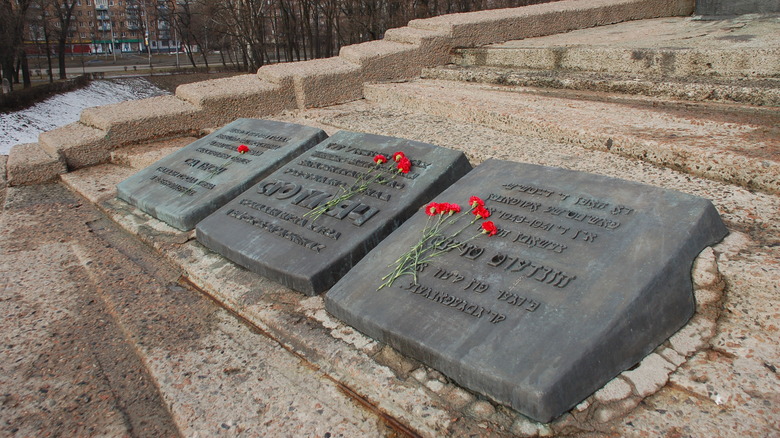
[109,137,196,170]
[363,79,779,194]
[452,45,779,78]
[451,16,780,80]
[422,65,780,107]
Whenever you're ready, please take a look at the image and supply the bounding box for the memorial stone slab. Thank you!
[325,160,728,423]
[195,131,472,295]
[116,119,327,230]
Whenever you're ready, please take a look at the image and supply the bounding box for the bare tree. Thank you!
[173,0,211,70]
[49,0,76,79]
[1,0,34,91]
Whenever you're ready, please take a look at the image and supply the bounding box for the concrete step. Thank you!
[453,44,779,78]
[423,65,780,107]
[110,137,196,170]
[451,16,780,79]
[363,79,780,194]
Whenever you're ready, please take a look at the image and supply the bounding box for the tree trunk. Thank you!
[58,37,68,79]
[20,50,31,88]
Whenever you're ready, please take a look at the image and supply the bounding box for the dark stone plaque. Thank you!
[116,119,327,230]
[195,131,472,295]
[325,160,728,422]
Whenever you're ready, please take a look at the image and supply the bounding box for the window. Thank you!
[89,21,93,27]
[121,32,126,37]
[81,32,86,38]
[88,10,92,16]
[87,0,91,5]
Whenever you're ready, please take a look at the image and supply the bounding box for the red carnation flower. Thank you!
[392,151,406,162]
[469,196,485,209]
[425,202,440,216]
[374,154,387,164]
[481,221,497,236]
[445,203,461,214]
[473,206,491,219]
[397,157,411,174]
[237,144,250,154]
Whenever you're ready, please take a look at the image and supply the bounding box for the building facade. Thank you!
[26,0,181,56]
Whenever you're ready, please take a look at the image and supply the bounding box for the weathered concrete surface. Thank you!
[455,16,780,78]
[258,57,364,109]
[6,143,67,186]
[408,0,694,47]
[175,74,297,126]
[110,137,195,170]
[697,0,780,16]
[79,95,203,144]
[38,122,108,170]
[0,183,389,437]
[424,65,780,106]
[363,80,779,194]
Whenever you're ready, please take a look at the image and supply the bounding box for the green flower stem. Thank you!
[304,163,399,222]
[378,206,487,290]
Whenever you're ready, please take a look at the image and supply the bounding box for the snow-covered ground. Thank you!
[1,77,168,155]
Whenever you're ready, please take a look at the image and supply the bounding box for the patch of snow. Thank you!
[1,77,168,155]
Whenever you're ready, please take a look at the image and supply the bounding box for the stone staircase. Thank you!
[433,15,780,106]
[359,16,780,196]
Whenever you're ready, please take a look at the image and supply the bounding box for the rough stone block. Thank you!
[80,95,202,145]
[0,155,7,189]
[196,131,472,295]
[117,119,326,231]
[409,0,693,47]
[326,160,727,422]
[7,143,67,186]
[38,122,107,170]
[339,40,436,82]
[176,75,297,125]
[258,58,362,109]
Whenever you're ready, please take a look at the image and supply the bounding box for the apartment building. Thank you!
[26,0,180,55]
